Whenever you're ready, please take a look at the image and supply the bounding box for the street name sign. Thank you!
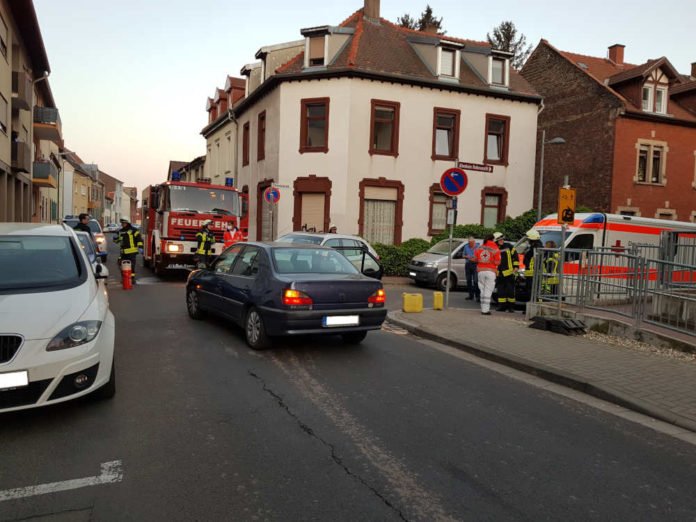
[457,161,493,173]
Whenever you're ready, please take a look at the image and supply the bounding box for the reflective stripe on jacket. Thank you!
[544,253,560,285]
[475,241,501,273]
[498,247,519,277]
[196,229,215,255]
[116,227,143,255]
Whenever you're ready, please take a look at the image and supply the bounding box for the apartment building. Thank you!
[200,0,540,243]
[99,170,123,224]
[522,41,696,221]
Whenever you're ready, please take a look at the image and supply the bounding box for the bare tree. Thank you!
[486,21,532,69]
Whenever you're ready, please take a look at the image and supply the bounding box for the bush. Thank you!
[374,238,430,276]
[496,209,538,242]
[430,224,494,244]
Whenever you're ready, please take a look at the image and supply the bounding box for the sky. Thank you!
[33,0,695,195]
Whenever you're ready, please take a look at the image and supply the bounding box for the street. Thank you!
[1,245,696,521]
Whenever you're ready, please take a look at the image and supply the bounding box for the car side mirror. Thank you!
[95,263,109,279]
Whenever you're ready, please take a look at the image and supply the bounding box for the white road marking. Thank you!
[0,460,123,502]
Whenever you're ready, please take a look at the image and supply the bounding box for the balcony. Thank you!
[32,161,59,189]
[11,141,31,173]
[11,71,32,111]
[33,106,63,143]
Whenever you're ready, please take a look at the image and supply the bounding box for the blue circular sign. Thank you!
[440,168,468,196]
[264,187,280,204]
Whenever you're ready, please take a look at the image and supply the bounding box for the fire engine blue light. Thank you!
[225,177,234,187]
[180,235,184,240]
[171,170,182,181]
[583,214,605,224]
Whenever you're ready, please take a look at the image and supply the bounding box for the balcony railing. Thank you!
[11,71,32,111]
[11,142,31,173]
[32,161,59,189]
[33,106,63,143]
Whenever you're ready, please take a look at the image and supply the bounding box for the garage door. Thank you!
[300,193,325,232]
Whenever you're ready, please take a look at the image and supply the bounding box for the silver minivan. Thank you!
[407,239,478,291]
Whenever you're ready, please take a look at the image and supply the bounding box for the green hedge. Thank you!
[374,238,430,277]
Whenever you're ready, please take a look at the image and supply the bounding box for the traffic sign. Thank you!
[457,161,493,173]
[440,168,468,196]
[264,186,280,205]
[558,187,576,224]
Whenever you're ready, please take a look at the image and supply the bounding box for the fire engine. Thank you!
[141,177,246,275]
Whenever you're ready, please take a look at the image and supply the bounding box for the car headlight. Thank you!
[166,243,183,253]
[95,236,105,244]
[46,321,102,351]
[424,262,436,268]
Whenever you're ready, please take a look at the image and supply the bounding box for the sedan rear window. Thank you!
[276,234,323,245]
[272,248,359,274]
[0,236,83,291]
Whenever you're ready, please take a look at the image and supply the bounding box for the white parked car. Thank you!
[0,223,115,413]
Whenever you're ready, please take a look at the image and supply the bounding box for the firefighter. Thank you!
[517,229,543,300]
[115,217,143,284]
[494,232,519,312]
[196,219,216,267]
[542,240,560,297]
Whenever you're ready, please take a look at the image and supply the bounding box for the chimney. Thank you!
[608,44,625,65]
[423,22,439,34]
[691,62,696,78]
[364,0,380,20]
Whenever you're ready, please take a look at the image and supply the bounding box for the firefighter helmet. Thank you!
[526,229,541,241]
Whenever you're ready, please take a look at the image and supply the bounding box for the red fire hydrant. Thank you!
[121,260,133,290]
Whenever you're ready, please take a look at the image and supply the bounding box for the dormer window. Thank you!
[308,36,325,67]
[641,68,670,114]
[491,58,506,86]
[437,44,461,79]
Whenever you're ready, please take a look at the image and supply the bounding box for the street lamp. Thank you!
[537,130,566,221]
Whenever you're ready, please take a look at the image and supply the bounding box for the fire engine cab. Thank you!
[141,178,243,275]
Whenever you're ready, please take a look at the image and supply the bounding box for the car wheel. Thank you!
[342,331,367,344]
[187,288,206,319]
[436,272,456,292]
[92,363,116,400]
[245,307,270,350]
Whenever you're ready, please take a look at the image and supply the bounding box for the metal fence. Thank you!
[530,247,696,336]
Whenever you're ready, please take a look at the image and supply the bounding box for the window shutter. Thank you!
[300,193,325,232]
[309,37,324,62]
[441,50,454,76]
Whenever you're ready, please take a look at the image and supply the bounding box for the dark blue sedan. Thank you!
[185,242,387,349]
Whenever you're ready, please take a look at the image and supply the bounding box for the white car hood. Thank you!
[0,284,94,340]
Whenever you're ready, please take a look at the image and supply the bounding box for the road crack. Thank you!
[248,370,408,521]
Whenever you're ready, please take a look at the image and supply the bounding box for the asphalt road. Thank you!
[2,245,696,521]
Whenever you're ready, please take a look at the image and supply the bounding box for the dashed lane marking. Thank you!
[0,461,123,502]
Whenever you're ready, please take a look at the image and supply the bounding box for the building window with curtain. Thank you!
[480,187,507,228]
[428,185,447,235]
[636,142,666,184]
[432,108,460,160]
[300,98,330,153]
[369,100,400,156]
[485,114,510,165]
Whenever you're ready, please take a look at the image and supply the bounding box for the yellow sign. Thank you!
[558,187,576,224]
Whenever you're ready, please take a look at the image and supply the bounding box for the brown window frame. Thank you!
[432,108,460,161]
[299,97,330,154]
[242,121,250,166]
[358,178,405,245]
[369,99,400,157]
[257,111,266,161]
[480,186,508,227]
[427,184,448,236]
[292,175,332,232]
[484,114,510,166]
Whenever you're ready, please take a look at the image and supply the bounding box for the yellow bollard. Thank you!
[402,293,423,313]
[433,291,444,310]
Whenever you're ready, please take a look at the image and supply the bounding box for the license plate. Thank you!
[323,315,360,327]
[409,272,416,277]
[0,371,28,391]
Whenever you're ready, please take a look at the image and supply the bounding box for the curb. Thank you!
[386,313,696,434]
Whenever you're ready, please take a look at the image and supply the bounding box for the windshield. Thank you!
[0,235,83,291]
[428,239,464,255]
[169,185,240,216]
[63,219,102,234]
[272,248,360,274]
[276,234,323,245]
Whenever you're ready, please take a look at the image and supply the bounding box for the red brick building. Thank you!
[522,41,696,222]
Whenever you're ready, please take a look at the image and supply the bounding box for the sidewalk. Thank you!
[387,307,696,433]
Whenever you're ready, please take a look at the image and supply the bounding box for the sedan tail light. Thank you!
[283,289,313,306]
[368,288,386,306]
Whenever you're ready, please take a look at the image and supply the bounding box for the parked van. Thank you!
[407,239,480,291]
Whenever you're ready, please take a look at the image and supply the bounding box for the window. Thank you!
[300,98,329,153]
[231,246,260,277]
[655,87,667,114]
[491,58,506,85]
[0,94,7,134]
[480,187,507,228]
[428,185,447,235]
[440,49,455,77]
[0,15,7,59]
[359,179,404,245]
[257,111,266,161]
[642,87,652,111]
[432,108,460,160]
[369,100,400,156]
[214,245,243,273]
[636,143,665,184]
[642,84,668,114]
[242,122,249,166]
[485,114,510,165]
[308,36,325,67]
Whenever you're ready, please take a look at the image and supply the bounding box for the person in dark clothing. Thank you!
[494,232,519,312]
[195,219,216,268]
[74,213,93,237]
[517,229,543,300]
[115,217,143,284]
[462,236,480,302]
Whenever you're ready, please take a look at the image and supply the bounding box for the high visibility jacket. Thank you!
[115,226,143,255]
[475,241,501,273]
[223,230,243,248]
[524,243,542,276]
[196,228,215,255]
[543,253,560,285]
[498,246,519,277]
